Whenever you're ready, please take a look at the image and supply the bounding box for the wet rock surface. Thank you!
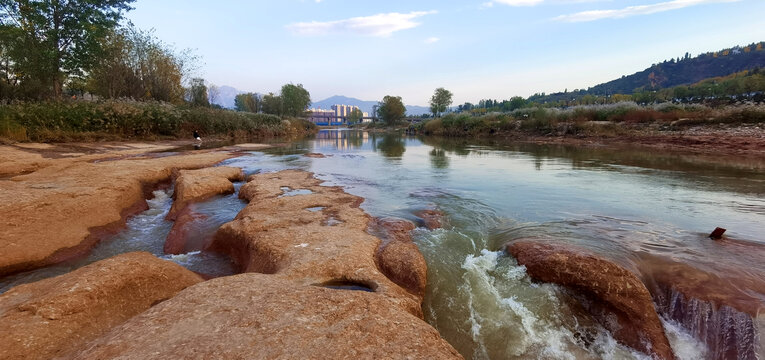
[369,218,428,299]
[639,254,765,359]
[0,252,202,360]
[304,152,329,158]
[0,145,236,277]
[210,170,424,316]
[507,240,675,360]
[166,166,244,220]
[164,207,209,255]
[72,274,462,359]
[414,209,445,230]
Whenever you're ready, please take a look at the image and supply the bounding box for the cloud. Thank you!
[287,11,437,37]
[424,37,440,44]
[554,0,740,22]
[482,0,603,7]
[494,0,545,5]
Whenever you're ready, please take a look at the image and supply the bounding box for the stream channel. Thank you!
[4,129,765,359]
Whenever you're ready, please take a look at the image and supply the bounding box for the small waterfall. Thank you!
[652,284,763,359]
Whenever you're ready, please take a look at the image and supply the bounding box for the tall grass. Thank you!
[0,100,316,142]
[417,103,765,137]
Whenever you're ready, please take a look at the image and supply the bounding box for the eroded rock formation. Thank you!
[0,252,202,360]
[166,166,244,220]
[507,240,675,360]
[0,145,236,277]
[210,170,425,316]
[164,207,209,255]
[72,274,462,359]
[369,217,428,299]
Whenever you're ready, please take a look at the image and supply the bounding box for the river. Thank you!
[3,129,764,359]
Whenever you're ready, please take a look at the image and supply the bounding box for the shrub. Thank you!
[0,100,313,142]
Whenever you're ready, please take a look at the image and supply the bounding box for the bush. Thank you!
[0,100,314,142]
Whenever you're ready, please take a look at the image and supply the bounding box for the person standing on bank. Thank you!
[193,130,202,142]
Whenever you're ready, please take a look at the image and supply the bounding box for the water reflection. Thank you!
[430,148,450,169]
[374,134,407,158]
[314,129,367,150]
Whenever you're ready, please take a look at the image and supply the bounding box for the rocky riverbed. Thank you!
[1,139,763,359]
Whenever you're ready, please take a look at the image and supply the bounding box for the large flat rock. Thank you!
[211,170,425,316]
[166,166,244,220]
[72,274,462,360]
[0,145,235,276]
[0,252,202,360]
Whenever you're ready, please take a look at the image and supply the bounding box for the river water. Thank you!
[3,129,764,359]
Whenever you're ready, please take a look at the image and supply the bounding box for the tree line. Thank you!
[233,84,310,117]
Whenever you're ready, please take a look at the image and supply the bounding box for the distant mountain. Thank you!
[313,95,430,116]
[210,85,244,109]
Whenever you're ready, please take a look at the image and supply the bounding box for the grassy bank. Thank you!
[413,102,765,137]
[0,100,317,142]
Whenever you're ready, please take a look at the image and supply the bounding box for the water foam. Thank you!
[448,248,654,359]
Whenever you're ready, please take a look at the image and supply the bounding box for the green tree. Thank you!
[508,96,527,111]
[186,78,209,107]
[261,92,283,116]
[346,108,363,124]
[280,83,310,117]
[376,95,406,125]
[0,0,135,99]
[429,87,453,117]
[235,92,260,113]
[87,24,187,103]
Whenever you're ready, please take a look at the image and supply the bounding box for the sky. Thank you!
[128,0,765,105]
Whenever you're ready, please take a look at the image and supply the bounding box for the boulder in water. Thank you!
[506,240,675,360]
[370,217,428,299]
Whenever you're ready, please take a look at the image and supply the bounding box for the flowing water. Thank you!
[3,129,764,359]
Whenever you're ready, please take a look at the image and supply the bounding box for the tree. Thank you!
[261,92,283,116]
[87,24,187,103]
[376,95,406,125]
[429,87,453,117]
[0,0,135,99]
[280,83,310,117]
[346,108,363,124]
[508,96,527,111]
[208,84,220,105]
[186,78,209,107]
[234,92,260,113]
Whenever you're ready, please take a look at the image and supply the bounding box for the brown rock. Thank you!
[209,170,423,316]
[73,274,462,360]
[0,252,202,360]
[369,218,427,299]
[638,253,765,359]
[377,240,428,299]
[507,240,675,360]
[0,145,236,277]
[304,152,329,158]
[414,209,444,230]
[164,207,209,255]
[370,217,416,242]
[166,166,244,220]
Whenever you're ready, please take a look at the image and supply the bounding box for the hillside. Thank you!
[590,42,765,95]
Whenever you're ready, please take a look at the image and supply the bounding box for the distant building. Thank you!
[307,109,337,125]
[307,104,367,125]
